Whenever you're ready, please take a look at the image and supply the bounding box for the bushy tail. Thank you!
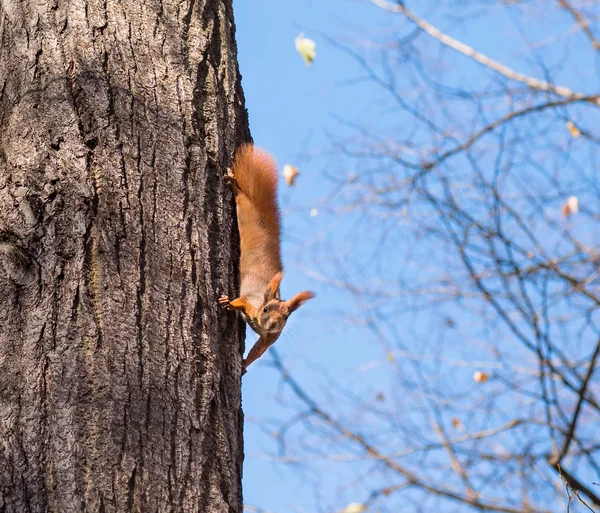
[232,144,281,241]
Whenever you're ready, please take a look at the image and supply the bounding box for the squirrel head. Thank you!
[257,272,315,334]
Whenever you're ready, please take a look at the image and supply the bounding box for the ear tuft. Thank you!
[287,291,315,313]
[264,271,284,302]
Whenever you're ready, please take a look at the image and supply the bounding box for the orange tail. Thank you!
[231,144,283,283]
[232,144,281,241]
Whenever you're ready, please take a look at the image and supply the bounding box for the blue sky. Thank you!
[232,1,600,512]
[233,2,384,510]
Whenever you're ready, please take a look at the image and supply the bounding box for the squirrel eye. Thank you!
[263,306,268,313]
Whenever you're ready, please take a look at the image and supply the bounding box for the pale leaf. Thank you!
[473,371,489,383]
[566,121,581,138]
[341,504,366,513]
[295,33,316,66]
[567,196,579,214]
[283,164,299,186]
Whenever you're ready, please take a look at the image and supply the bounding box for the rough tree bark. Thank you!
[0,0,247,511]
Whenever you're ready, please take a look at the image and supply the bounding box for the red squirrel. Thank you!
[219,144,315,373]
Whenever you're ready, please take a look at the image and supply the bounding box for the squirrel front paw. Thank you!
[224,168,236,183]
[218,295,231,309]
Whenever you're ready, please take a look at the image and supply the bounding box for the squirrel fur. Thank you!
[219,144,315,373]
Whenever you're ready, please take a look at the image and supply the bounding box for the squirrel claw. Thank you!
[224,169,239,192]
[218,295,231,309]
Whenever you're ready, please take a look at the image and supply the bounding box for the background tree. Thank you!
[0,0,246,511]
[248,1,600,512]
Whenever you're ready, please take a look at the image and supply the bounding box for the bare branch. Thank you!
[271,350,553,513]
[557,0,600,50]
[550,340,600,465]
[367,0,597,102]
[417,96,599,179]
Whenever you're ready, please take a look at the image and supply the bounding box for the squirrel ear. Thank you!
[286,291,315,313]
[264,271,284,302]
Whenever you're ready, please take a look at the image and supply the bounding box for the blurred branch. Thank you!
[418,96,599,179]
[367,0,598,102]
[550,340,600,464]
[557,0,600,50]
[271,349,552,513]
[432,423,476,498]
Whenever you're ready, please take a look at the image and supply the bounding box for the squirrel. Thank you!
[219,144,315,373]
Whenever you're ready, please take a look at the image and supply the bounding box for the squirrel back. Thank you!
[231,144,283,300]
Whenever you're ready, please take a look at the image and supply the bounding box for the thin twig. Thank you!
[556,464,598,512]
[554,464,600,509]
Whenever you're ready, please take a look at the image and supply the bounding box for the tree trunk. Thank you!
[0,0,247,511]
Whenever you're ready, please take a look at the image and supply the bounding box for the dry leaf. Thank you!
[566,121,581,138]
[387,352,395,362]
[376,392,385,402]
[283,164,299,186]
[562,196,579,217]
[451,417,463,429]
[295,33,316,67]
[473,371,489,384]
